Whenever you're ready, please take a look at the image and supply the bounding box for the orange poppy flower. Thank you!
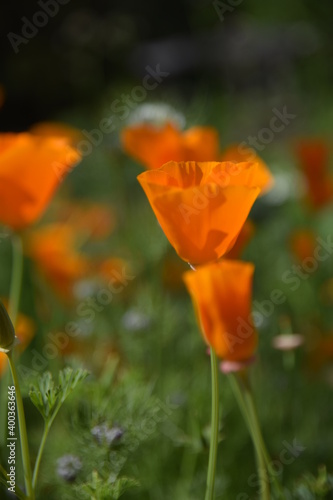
[0,301,35,377]
[183,260,257,361]
[221,144,274,194]
[0,133,81,230]
[26,223,90,301]
[137,161,265,265]
[289,229,316,262]
[121,122,219,170]
[295,139,333,209]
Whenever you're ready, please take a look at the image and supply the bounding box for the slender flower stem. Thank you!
[9,233,23,326]
[6,352,34,500]
[229,372,270,500]
[32,421,51,490]
[229,373,285,499]
[205,347,219,500]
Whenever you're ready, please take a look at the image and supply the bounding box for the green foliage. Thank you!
[293,467,333,499]
[29,368,89,424]
[75,470,139,500]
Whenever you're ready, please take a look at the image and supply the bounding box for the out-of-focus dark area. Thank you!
[1,0,333,130]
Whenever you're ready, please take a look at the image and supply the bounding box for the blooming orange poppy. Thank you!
[26,223,90,301]
[121,122,219,170]
[294,139,333,209]
[221,144,274,194]
[137,160,266,265]
[183,260,257,361]
[0,133,81,230]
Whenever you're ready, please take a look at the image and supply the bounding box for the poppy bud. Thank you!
[0,300,17,353]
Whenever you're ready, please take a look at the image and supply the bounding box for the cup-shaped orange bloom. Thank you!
[184,260,257,361]
[295,139,333,209]
[221,144,274,194]
[137,161,265,264]
[0,133,81,230]
[122,122,219,170]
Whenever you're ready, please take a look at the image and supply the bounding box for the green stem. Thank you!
[32,421,50,490]
[9,233,23,326]
[229,374,284,498]
[6,352,34,500]
[0,234,24,459]
[205,348,219,500]
[239,374,270,500]
[32,393,69,491]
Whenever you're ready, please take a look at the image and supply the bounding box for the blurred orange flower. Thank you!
[98,257,128,282]
[56,201,116,240]
[26,223,90,301]
[183,260,257,361]
[307,336,333,372]
[122,122,219,170]
[221,144,274,194]
[0,301,35,377]
[295,139,333,209]
[0,133,81,230]
[289,229,316,262]
[137,160,266,264]
[30,121,83,147]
